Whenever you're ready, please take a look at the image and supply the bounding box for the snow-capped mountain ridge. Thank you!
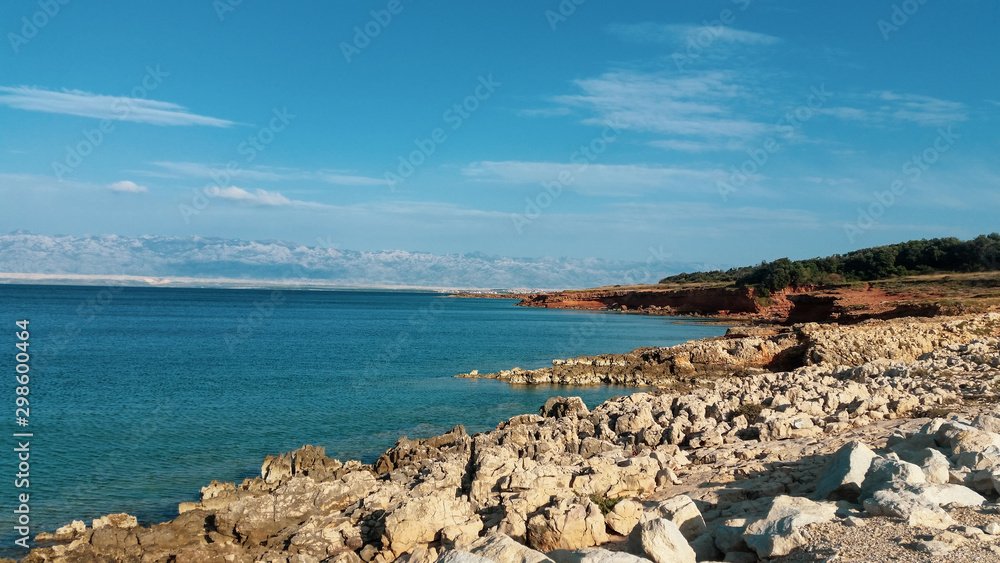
[0,233,718,290]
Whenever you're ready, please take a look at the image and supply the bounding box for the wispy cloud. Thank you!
[462,160,722,196]
[148,162,382,186]
[107,180,148,194]
[553,70,770,141]
[820,91,967,127]
[313,171,384,186]
[650,139,742,153]
[609,201,820,227]
[608,22,782,47]
[518,25,781,141]
[207,186,293,207]
[347,200,510,221]
[0,86,234,127]
[820,107,870,121]
[879,92,968,126]
[204,185,368,210]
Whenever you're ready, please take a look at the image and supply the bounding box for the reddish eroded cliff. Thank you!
[516,279,998,324]
[517,286,763,315]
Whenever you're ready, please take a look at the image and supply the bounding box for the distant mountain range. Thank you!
[0,233,720,290]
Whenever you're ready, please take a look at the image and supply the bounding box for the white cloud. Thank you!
[650,139,741,152]
[314,171,384,186]
[880,92,967,126]
[820,91,967,127]
[608,23,782,47]
[553,70,770,140]
[107,181,148,194]
[462,160,722,196]
[819,107,870,121]
[345,200,509,220]
[207,186,292,207]
[609,201,820,226]
[0,86,234,127]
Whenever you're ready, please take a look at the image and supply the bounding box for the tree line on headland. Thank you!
[660,234,1000,294]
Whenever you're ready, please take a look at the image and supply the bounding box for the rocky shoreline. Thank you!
[456,314,1000,387]
[15,313,1000,563]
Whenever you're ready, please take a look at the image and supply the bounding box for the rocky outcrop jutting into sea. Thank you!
[18,313,1000,563]
[456,314,1000,386]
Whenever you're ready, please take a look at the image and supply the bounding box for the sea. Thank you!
[0,284,727,552]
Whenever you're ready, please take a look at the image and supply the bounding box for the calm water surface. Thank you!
[0,284,727,550]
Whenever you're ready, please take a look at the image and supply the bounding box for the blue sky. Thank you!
[1,0,998,266]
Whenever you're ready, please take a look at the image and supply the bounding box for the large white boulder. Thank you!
[743,496,838,558]
[814,441,878,501]
[547,548,647,563]
[632,518,696,563]
[468,532,553,563]
[644,495,706,540]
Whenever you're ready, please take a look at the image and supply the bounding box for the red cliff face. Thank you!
[517,286,764,315]
[516,284,952,324]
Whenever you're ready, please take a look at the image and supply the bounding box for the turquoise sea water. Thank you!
[0,284,727,552]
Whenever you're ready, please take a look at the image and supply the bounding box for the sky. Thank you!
[1,0,998,267]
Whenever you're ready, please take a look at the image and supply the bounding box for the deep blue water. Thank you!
[0,284,726,551]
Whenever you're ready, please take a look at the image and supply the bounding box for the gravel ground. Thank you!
[777,508,1000,562]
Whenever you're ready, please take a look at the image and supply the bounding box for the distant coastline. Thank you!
[0,272,554,294]
[448,292,535,299]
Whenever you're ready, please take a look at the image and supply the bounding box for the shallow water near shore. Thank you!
[0,284,727,550]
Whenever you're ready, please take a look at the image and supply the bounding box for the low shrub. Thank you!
[735,402,764,421]
[589,494,622,515]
